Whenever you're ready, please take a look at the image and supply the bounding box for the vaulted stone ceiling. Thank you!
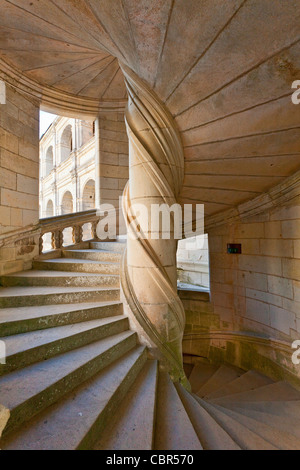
[1,0,300,217]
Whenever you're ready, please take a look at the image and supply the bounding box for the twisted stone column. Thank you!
[120,64,188,386]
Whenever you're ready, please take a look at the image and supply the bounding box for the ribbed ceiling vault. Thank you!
[1,0,300,217]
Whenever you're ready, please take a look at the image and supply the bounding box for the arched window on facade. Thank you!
[61,191,74,215]
[45,199,54,218]
[60,125,73,163]
[45,146,54,177]
[82,179,95,211]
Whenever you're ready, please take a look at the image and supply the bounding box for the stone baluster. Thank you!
[51,229,63,249]
[91,221,98,240]
[39,234,43,255]
[72,224,83,244]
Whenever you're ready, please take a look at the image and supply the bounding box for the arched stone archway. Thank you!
[45,146,54,177]
[60,125,73,163]
[45,199,54,218]
[82,179,95,211]
[61,191,73,215]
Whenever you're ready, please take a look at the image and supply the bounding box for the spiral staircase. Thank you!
[0,241,299,450]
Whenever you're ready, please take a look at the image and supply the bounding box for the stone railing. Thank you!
[39,209,100,254]
[0,207,122,275]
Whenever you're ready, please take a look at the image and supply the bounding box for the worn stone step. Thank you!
[183,363,194,379]
[207,370,274,399]
[175,383,240,450]
[210,381,300,405]
[0,270,119,288]
[0,316,129,376]
[0,331,137,437]
[33,258,120,275]
[0,301,123,336]
[223,401,300,439]
[0,346,147,450]
[154,371,203,450]
[62,249,121,263]
[193,396,277,450]
[222,399,300,419]
[90,241,126,253]
[197,364,244,398]
[0,286,119,307]
[189,363,218,393]
[212,402,300,450]
[94,360,158,450]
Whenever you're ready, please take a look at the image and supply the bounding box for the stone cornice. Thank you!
[205,168,300,231]
[0,58,127,118]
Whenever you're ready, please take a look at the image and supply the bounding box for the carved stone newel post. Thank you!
[120,64,188,387]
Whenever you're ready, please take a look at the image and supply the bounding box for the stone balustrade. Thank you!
[0,206,122,275]
[39,209,101,254]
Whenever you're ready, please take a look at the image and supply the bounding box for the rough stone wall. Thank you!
[0,85,40,274]
[98,111,129,234]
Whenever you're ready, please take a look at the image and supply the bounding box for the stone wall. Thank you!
[208,195,300,343]
[0,85,39,234]
[0,84,40,274]
[180,289,218,359]
[96,111,129,235]
[182,176,300,384]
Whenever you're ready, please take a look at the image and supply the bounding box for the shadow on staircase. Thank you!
[0,241,299,450]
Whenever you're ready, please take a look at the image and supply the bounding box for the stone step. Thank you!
[189,363,218,393]
[0,316,129,376]
[0,270,119,288]
[0,301,123,336]
[207,370,274,399]
[62,249,121,263]
[0,286,119,307]
[212,402,300,450]
[154,371,203,450]
[222,398,300,418]
[197,364,244,398]
[193,396,277,450]
[175,383,240,450]
[33,258,120,275]
[0,331,137,437]
[223,401,300,439]
[211,381,300,405]
[90,241,126,253]
[0,346,147,450]
[183,363,194,379]
[94,360,158,450]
